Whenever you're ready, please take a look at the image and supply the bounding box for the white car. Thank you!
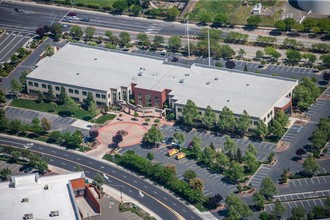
[160,50,167,55]
[103,174,109,180]
[24,143,34,149]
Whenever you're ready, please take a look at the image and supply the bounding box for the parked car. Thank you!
[14,8,22,12]
[67,11,77,16]
[23,143,34,149]
[80,17,90,22]
[166,137,173,145]
[24,166,33,173]
[187,141,193,150]
[160,50,167,55]
[19,165,29,172]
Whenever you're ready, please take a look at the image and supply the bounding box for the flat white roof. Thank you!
[27,43,298,118]
[0,172,84,220]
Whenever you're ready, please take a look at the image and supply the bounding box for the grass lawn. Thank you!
[94,114,116,124]
[103,154,114,162]
[79,145,92,152]
[10,99,92,121]
[190,0,240,22]
[55,0,114,8]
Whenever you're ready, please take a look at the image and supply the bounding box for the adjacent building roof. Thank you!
[0,172,84,220]
[27,43,298,118]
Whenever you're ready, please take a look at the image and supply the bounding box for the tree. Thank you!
[264,46,281,60]
[8,119,22,133]
[260,176,277,200]
[225,193,252,219]
[244,151,258,172]
[0,89,6,103]
[0,168,11,180]
[36,91,44,103]
[219,106,236,133]
[224,136,238,160]
[256,50,264,59]
[203,105,217,129]
[236,110,250,136]
[59,85,66,103]
[215,151,230,171]
[291,206,306,220]
[85,26,95,41]
[225,161,244,182]
[189,178,204,191]
[70,25,83,39]
[10,78,22,94]
[274,110,289,128]
[40,117,51,133]
[303,155,320,175]
[302,53,317,65]
[74,164,84,172]
[273,199,285,218]
[44,84,54,102]
[253,191,265,210]
[247,15,261,27]
[183,169,196,182]
[112,130,123,146]
[200,146,215,165]
[213,13,228,26]
[268,152,275,164]
[64,96,78,116]
[44,44,54,56]
[88,101,100,118]
[10,150,21,163]
[247,143,257,156]
[113,0,128,13]
[50,23,63,41]
[284,18,297,31]
[271,120,285,140]
[219,44,235,58]
[89,129,99,140]
[320,54,330,68]
[119,32,131,46]
[286,49,302,64]
[36,25,49,37]
[152,35,164,49]
[311,43,329,53]
[182,100,199,127]
[31,117,42,135]
[136,32,150,46]
[168,36,181,52]
[166,7,180,21]
[293,77,321,110]
[207,193,223,209]
[65,131,82,149]
[283,38,303,49]
[132,4,143,16]
[173,132,185,146]
[275,20,286,31]
[238,48,246,59]
[191,136,202,159]
[143,126,164,146]
[93,173,104,188]
[302,17,317,31]
[146,152,154,160]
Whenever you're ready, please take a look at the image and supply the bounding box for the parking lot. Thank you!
[5,107,91,135]
[0,30,33,63]
[129,49,320,81]
[274,189,330,202]
[281,123,304,144]
[304,99,328,118]
[0,160,36,179]
[118,145,237,198]
[265,197,327,217]
[160,124,276,162]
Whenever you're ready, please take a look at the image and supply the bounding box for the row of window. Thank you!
[137,94,160,108]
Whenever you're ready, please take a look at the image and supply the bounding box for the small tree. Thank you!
[93,173,104,191]
[256,50,264,59]
[225,193,253,219]
[143,126,164,147]
[41,117,51,133]
[238,48,246,59]
[119,32,131,46]
[45,84,55,102]
[183,169,196,182]
[85,26,95,41]
[136,32,151,47]
[253,191,265,210]
[88,101,100,118]
[50,23,63,41]
[64,96,78,116]
[0,168,11,180]
[74,164,84,172]
[44,45,54,56]
[152,35,164,49]
[132,4,143,16]
[260,176,277,200]
[89,129,99,140]
[112,131,124,147]
[31,117,42,135]
[273,199,285,219]
[173,132,185,146]
[146,152,154,160]
[10,78,22,94]
[303,155,320,176]
[168,36,181,52]
[291,206,306,220]
[268,152,275,164]
[247,15,261,27]
[70,25,83,39]
[189,178,204,191]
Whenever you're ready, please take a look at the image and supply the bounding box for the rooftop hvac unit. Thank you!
[184,73,191,76]
[179,79,184,83]
[206,82,211,85]
[21,198,29,203]
[44,185,49,190]
[50,210,60,217]
[214,77,219,80]
[23,213,33,220]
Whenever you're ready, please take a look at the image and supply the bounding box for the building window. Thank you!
[145,94,151,107]
[270,110,273,116]
[96,101,105,106]
[267,113,270,118]
[123,91,127,101]
[56,94,60,98]
[138,94,142,105]
[101,94,106,99]
[108,94,110,98]
[177,107,182,113]
[69,89,73,94]
[96,93,100,98]
[42,84,46,89]
[74,89,79,94]
[71,97,79,102]
[34,82,39,87]
[155,96,159,108]
[28,81,33,86]
[55,86,60,91]
[263,117,266,122]
[112,92,117,102]
[82,91,87,96]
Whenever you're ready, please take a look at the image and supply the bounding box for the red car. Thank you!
[187,141,193,150]
[67,11,77,17]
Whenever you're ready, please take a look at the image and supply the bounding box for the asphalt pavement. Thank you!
[0,134,203,220]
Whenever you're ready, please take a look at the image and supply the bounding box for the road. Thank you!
[0,134,203,220]
[0,1,323,47]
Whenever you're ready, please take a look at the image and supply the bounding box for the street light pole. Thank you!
[186,19,190,59]
[208,29,211,66]
[120,185,123,204]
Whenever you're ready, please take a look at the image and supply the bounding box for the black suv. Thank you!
[14,8,22,12]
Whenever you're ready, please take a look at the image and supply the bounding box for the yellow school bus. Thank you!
[176,152,186,160]
[167,148,179,157]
